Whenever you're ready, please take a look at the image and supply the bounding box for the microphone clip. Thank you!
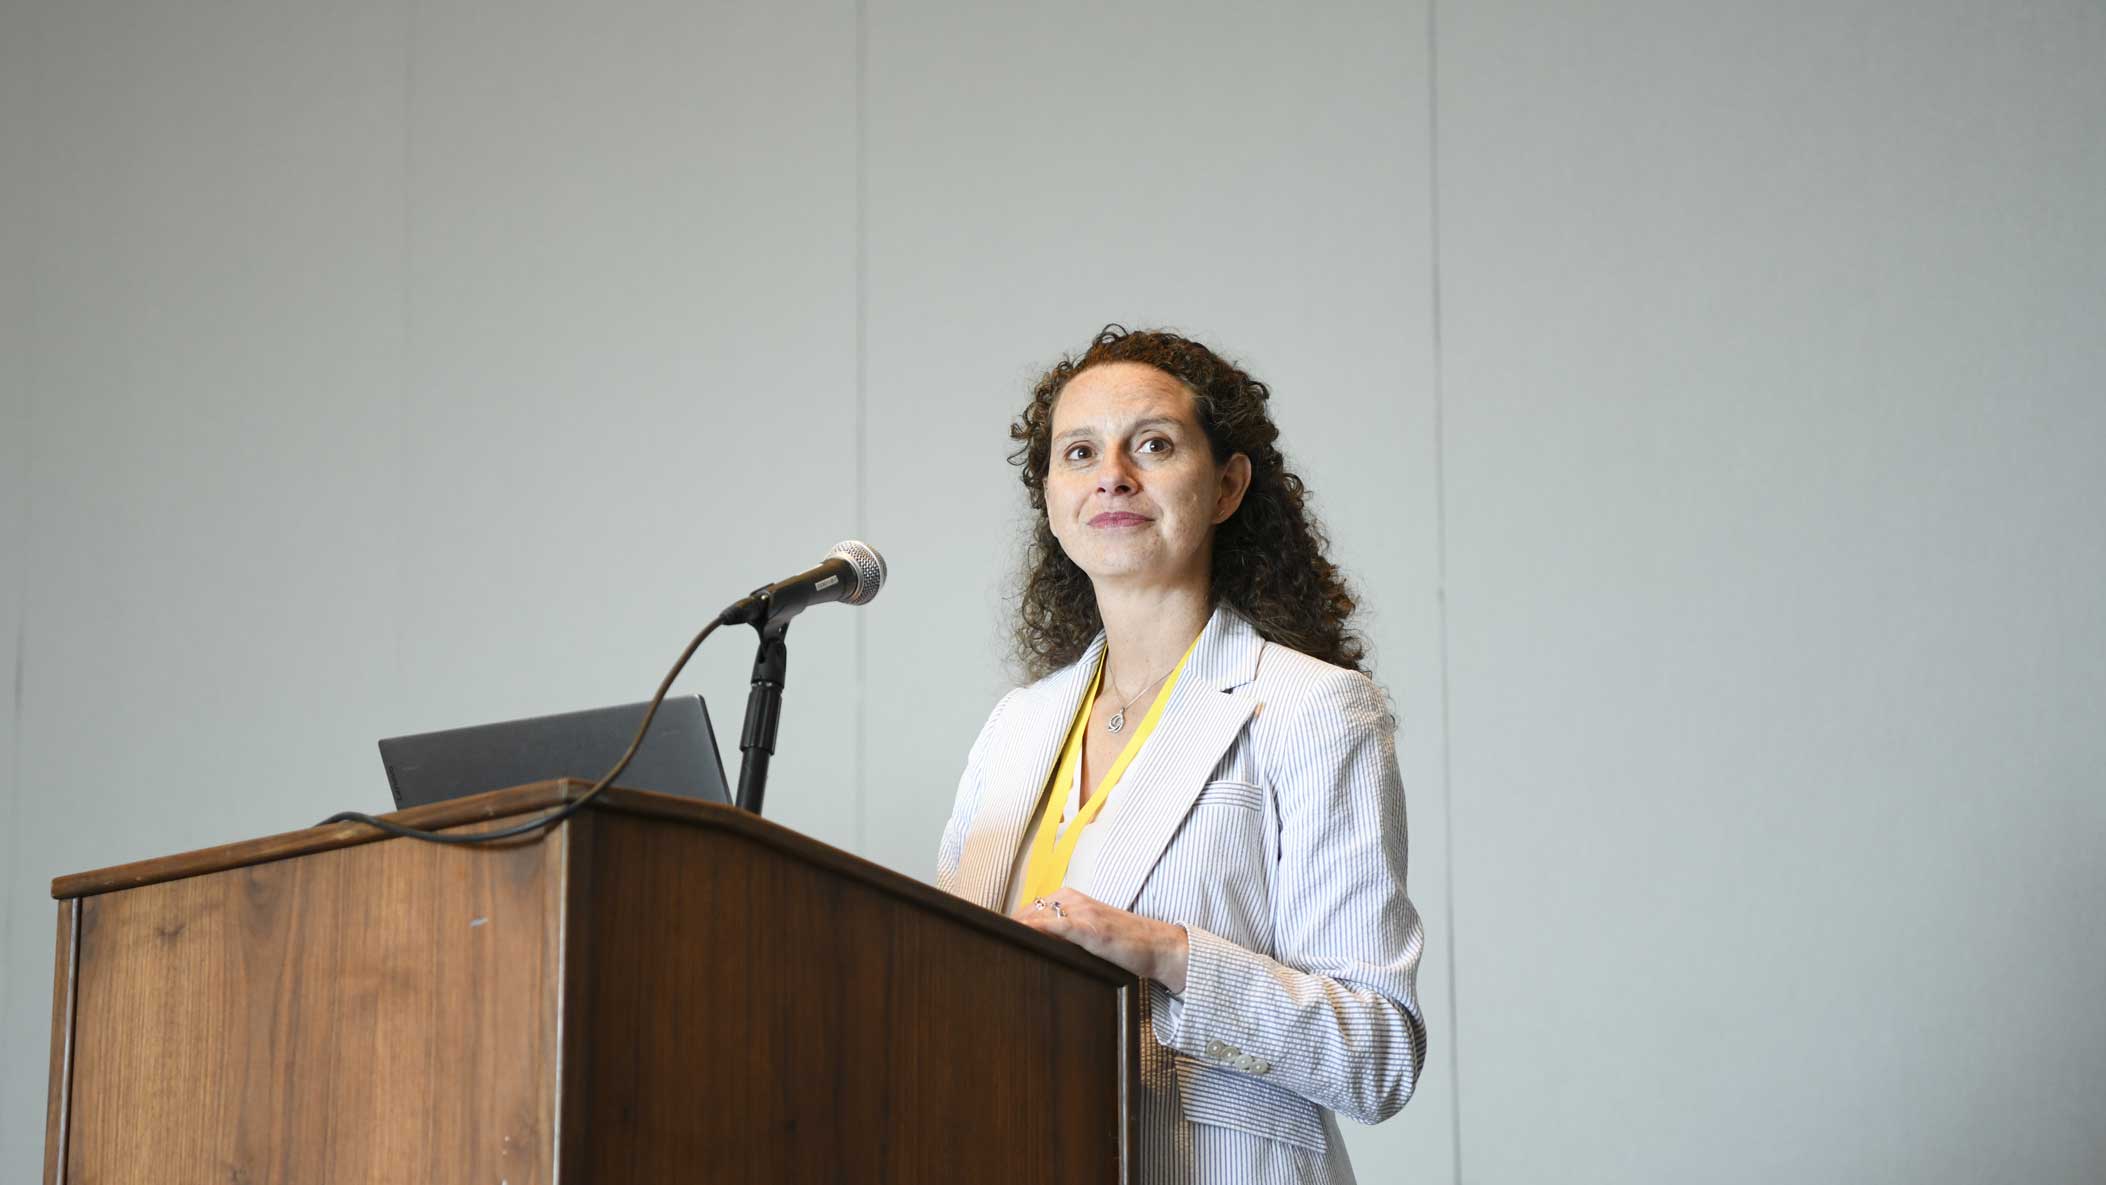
[719,586,775,628]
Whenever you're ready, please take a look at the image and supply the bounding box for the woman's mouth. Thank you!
[1090,512,1150,528]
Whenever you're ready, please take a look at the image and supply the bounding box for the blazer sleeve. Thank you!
[1149,668,1429,1125]
[936,688,1019,895]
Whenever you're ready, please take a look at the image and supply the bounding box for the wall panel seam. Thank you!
[852,0,870,857]
[1425,1,1463,1181]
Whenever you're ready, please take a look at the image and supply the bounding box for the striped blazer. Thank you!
[937,605,1428,1184]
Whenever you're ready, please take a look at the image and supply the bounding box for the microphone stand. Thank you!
[734,614,790,815]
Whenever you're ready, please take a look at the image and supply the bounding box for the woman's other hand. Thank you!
[1011,890,1191,994]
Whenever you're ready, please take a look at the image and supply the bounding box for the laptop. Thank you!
[379,696,733,810]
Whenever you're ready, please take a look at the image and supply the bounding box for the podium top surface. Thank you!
[48,780,1128,983]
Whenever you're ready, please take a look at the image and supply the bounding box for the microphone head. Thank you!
[825,540,887,606]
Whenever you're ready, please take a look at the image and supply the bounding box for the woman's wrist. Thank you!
[1155,921,1191,995]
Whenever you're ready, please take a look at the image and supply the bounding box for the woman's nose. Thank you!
[1094,454,1137,496]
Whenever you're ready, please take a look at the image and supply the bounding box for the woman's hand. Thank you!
[1011,890,1191,994]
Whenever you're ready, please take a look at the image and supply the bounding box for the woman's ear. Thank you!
[1213,453,1253,524]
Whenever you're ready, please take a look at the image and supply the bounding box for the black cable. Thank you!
[317,612,728,845]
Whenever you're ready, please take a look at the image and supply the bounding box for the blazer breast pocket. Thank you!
[1194,779,1265,813]
[1173,1053,1328,1154]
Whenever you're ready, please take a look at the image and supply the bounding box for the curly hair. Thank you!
[1007,324,1368,681]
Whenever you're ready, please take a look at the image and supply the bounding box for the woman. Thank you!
[936,325,1428,1184]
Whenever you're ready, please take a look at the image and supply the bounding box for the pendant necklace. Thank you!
[1104,662,1175,734]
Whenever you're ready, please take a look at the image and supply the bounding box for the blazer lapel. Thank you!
[1068,607,1266,913]
[952,633,1106,911]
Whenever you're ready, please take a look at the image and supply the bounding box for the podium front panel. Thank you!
[55,824,563,1184]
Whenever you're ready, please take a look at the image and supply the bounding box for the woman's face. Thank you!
[1043,362,1251,593]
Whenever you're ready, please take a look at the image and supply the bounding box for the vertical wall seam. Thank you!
[1426,0,1464,1181]
[395,0,417,695]
[852,0,869,856]
[0,0,46,1127]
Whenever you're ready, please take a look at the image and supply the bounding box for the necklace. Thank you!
[1104,662,1175,734]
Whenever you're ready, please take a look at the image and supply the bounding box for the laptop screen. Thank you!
[379,695,732,810]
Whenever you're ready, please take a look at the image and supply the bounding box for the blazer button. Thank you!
[1205,1039,1228,1058]
[1250,1058,1272,1074]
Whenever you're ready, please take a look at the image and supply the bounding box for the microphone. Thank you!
[724,540,886,816]
[721,540,887,626]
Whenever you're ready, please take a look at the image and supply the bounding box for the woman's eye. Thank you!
[1138,437,1171,455]
[1064,444,1094,462]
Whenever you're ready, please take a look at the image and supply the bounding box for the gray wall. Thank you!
[1440,5,2106,1182]
[3,2,2101,1182]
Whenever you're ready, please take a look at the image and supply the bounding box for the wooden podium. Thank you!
[42,781,1139,1184]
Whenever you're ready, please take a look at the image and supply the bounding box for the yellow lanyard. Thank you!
[1019,634,1199,904]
